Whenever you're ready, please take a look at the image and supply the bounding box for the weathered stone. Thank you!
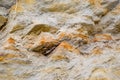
[19,0,36,5]
[3,37,19,51]
[89,68,110,80]
[93,34,113,42]
[49,41,79,61]
[0,7,8,16]
[27,24,58,35]
[112,66,120,78]
[0,52,20,62]
[41,3,71,13]
[30,33,60,55]
[91,46,103,54]
[0,0,120,80]
[0,0,15,9]
[10,2,24,13]
[10,24,24,33]
[0,15,7,29]
[99,4,120,34]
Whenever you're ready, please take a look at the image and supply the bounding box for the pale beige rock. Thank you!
[0,0,120,80]
[0,0,15,9]
[99,4,120,34]
[89,68,111,80]
[49,41,79,61]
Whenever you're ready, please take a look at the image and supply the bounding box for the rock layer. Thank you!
[0,0,120,80]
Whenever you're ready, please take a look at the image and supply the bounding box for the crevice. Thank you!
[0,18,8,31]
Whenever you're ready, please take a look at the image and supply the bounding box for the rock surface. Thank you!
[0,0,120,80]
[0,15,7,29]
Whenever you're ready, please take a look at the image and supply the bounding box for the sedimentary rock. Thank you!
[99,4,120,34]
[0,0,120,80]
[0,15,7,29]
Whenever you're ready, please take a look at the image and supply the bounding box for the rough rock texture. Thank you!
[99,4,120,34]
[0,15,7,29]
[0,0,15,9]
[0,0,120,80]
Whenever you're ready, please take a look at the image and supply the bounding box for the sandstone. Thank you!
[3,37,19,51]
[0,7,8,16]
[7,37,15,44]
[41,3,70,12]
[10,3,24,13]
[0,0,120,80]
[27,24,58,35]
[89,68,110,80]
[99,4,120,34]
[112,66,120,78]
[91,46,103,54]
[0,15,7,29]
[49,41,80,61]
[10,24,24,33]
[57,41,79,53]
[0,0,15,9]
[19,0,36,5]
[30,33,60,55]
[50,54,68,61]
[93,34,113,42]
[57,31,89,48]
[0,52,20,62]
